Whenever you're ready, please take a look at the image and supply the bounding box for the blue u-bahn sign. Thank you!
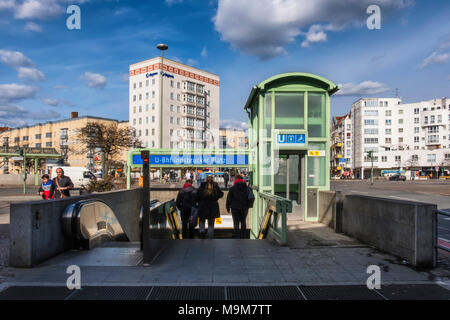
[277,134,306,146]
[132,154,248,166]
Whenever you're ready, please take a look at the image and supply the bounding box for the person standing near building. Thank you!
[226,175,253,239]
[223,170,229,188]
[197,175,223,239]
[38,174,53,200]
[176,179,197,239]
[49,168,74,199]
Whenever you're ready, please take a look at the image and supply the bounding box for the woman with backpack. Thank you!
[197,175,224,239]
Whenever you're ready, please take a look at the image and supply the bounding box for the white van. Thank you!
[50,166,96,188]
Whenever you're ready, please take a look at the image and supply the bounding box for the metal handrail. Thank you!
[257,191,292,245]
[434,209,450,267]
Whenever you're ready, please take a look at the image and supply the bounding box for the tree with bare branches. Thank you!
[76,122,142,176]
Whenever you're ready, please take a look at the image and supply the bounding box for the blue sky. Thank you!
[0,0,449,129]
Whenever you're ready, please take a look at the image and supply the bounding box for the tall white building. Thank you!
[129,57,220,149]
[351,97,450,178]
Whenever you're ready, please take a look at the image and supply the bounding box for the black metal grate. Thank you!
[377,284,450,300]
[227,286,304,300]
[0,286,73,300]
[1,284,448,300]
[299,285,384,300]
[148,286,225,300]
[68,286,152,300]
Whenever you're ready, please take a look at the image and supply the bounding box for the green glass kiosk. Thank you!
[244,73,339,235]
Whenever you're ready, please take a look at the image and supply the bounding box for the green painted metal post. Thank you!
[22,149,27,195]
[34,158,39,186]
[126,163,131,189]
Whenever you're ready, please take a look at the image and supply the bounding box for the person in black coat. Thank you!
[223,171,229,188]
[49,168,74,199]
[176,179,197,239]
[196,175,224,239]
[226,175,252,238]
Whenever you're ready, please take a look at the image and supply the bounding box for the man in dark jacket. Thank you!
[226,174,252,239]
[49,168,74,199]
[176,179,197,239]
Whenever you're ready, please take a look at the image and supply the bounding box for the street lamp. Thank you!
[156,43,168,150]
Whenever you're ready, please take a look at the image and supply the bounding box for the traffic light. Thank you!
[367,151,373,158]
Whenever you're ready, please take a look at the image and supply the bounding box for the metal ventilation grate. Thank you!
[227,286,304,300]
[148,286,225,300]
[0,286,73,300]
[299,285,384,300]
[376,284,450,300]
[68,286,152,300]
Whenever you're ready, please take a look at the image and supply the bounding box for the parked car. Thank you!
[389,174,406,181]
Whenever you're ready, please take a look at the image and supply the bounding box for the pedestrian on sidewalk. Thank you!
[197,175,224,239]
[223,170,229,188]
[176,179,198,239]
[226,174,254,239]
[49,168,74,199]
[38,174,53,200]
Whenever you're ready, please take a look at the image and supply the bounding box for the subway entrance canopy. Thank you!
[244,72,339,224]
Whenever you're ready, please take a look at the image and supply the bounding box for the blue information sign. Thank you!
[132,154,248,166]
[277,134,306,145]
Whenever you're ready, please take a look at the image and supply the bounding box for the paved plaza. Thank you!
[0,182,449,299]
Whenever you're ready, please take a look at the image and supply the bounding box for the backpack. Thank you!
[181,188,196,210]
[188,206,199,228]
[247,187,255,208]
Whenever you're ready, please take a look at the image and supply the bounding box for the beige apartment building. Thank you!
[0,112,129,174]
[129,57,220,149]
[219,128,247,149]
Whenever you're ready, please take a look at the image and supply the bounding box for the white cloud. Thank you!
[187,58,198,66]
[81,72,107,88]
[0,49,45,81]
[213,0,412,59]
[421,51,450,68]
[14,0,64,20]
[0,0,86,21]
[201,47,208,57]
[0,0,15,10]
[0,103,60,127]
[0,49,32,67]
[17,66,45,81]
[336,81,390,96]
[165,0,183,5]
[220,119,248,131]
[43,98,58,106]
[60,98,75,107]
[0,83,38,102]
[24,21,42,32]
[301,24,328,48]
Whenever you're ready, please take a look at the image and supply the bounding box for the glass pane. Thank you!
[275,155,300,202]
[308,143,326,186]
[264,93,272,138]
[275,93,304,130]
[262,142,272,187]
[308,93,326,138]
